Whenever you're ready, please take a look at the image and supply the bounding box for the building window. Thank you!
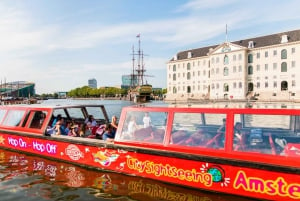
[173,74,176,81]
[273,81,277,88]
[238,54,242,60]
[292,61,296,68]
[257,82,260,88]
[233,82,237,88]
[248,66,253,75]
[273,50,277,56]
[238,65,242,72]
[224,83,229,92]
[224,55,229,65]
[173,87,177,94]
[239,82,242,88]
[187,86,191,93]
[256,52,260,59]
[281,62,287,72]
[187,63,191,70]
[265,51,268,57]
[216,68,219,74]
[233,55,236,61]
[211,68,215,75]
[203,70,206,76]
[216,83,219,89]
[265,82,268,88]
[223,67,229,76]
[212,83,215,89]
[281,49,287,59]
[233,66,236,73]
[281,81,288,91]
[273,63,277,70]
[173,65,176,71]
[211,58,215,64]
[256,65,260,71]
[216,57,220,63]
[248,54,253,63]
[187,72,191,80]
[292,48,295,54]
[292,80,296,87]
[169,74,171,79]
[265,64,268,71]
[198,71,200,76]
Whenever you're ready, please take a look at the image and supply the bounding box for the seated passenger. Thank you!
[102,124,115,142]
[68,124,79,137]
[171,130,189,144]
[55,118,67,135]
[79,123,91,137]
[234,122,243,141]
[110,115,118,134]
[217,118,226,133]
[85,115,97,127]
[185,129,210,146]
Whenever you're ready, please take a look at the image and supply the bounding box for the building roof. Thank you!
[170,29,300,61]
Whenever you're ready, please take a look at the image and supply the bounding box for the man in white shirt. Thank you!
[143,112,151,128]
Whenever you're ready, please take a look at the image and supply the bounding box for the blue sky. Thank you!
[0,0,300,94]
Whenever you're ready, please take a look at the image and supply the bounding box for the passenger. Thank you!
[217,118,226,133]
[68,124,79,137]
[102,124,115,142]
[234,122,243,141]
[52,114,62,128]
[39,112,46,127]
[55,117,67,135]
[128,116,138,135]
[110,115,118,134]
[79,123,91,137]
[143,112,151,128]
[85,115,97,127]
[186,129,209,146]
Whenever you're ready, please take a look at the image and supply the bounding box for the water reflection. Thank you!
[0,149,257,201]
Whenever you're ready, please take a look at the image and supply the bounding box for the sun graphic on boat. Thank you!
[200,163,230,187]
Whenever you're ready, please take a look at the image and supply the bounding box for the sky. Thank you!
[0,0,300,94]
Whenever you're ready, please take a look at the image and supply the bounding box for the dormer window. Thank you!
[187,51,192,59]
[248,41,254,48]
[281,35,288,43]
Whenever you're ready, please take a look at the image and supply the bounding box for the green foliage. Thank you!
[67,86,128,98]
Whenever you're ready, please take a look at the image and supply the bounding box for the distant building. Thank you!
[121,75,138,89]
[166,29,300,101]
[0,81,35,98]
[88,78,97,89]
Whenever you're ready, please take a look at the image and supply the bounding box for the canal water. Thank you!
[0,99,268,201]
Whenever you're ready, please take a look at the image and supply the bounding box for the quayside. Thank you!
[0,104,300,200]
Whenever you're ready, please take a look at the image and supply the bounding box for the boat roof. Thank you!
[0,104,106,110]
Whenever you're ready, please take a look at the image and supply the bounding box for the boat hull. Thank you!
[0,132,299,201]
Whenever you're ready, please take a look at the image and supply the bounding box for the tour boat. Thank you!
[0,148,253,201]
[0,104,300,200]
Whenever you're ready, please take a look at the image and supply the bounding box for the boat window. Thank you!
[66,108,85,119]
[2,110,25,127]
[28,111,48,129]
[86,107,106,123]
[170,112,226,149]
[233,114,300,157]
[53,109,67,118]
[118,111,167,144]
[0,109,7,124]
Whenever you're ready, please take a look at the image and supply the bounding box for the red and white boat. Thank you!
[0,104,300,200]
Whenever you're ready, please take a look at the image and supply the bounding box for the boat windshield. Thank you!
[118,111,167,144]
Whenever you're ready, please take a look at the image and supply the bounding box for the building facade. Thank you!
[88,78,97,89]
[166,29,300,101]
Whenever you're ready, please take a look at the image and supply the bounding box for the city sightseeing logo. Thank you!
[200,163,230,187]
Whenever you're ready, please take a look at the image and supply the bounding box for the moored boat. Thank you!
[0,104,300,200]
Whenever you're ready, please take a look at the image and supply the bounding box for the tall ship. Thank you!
[128,34,152,102]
